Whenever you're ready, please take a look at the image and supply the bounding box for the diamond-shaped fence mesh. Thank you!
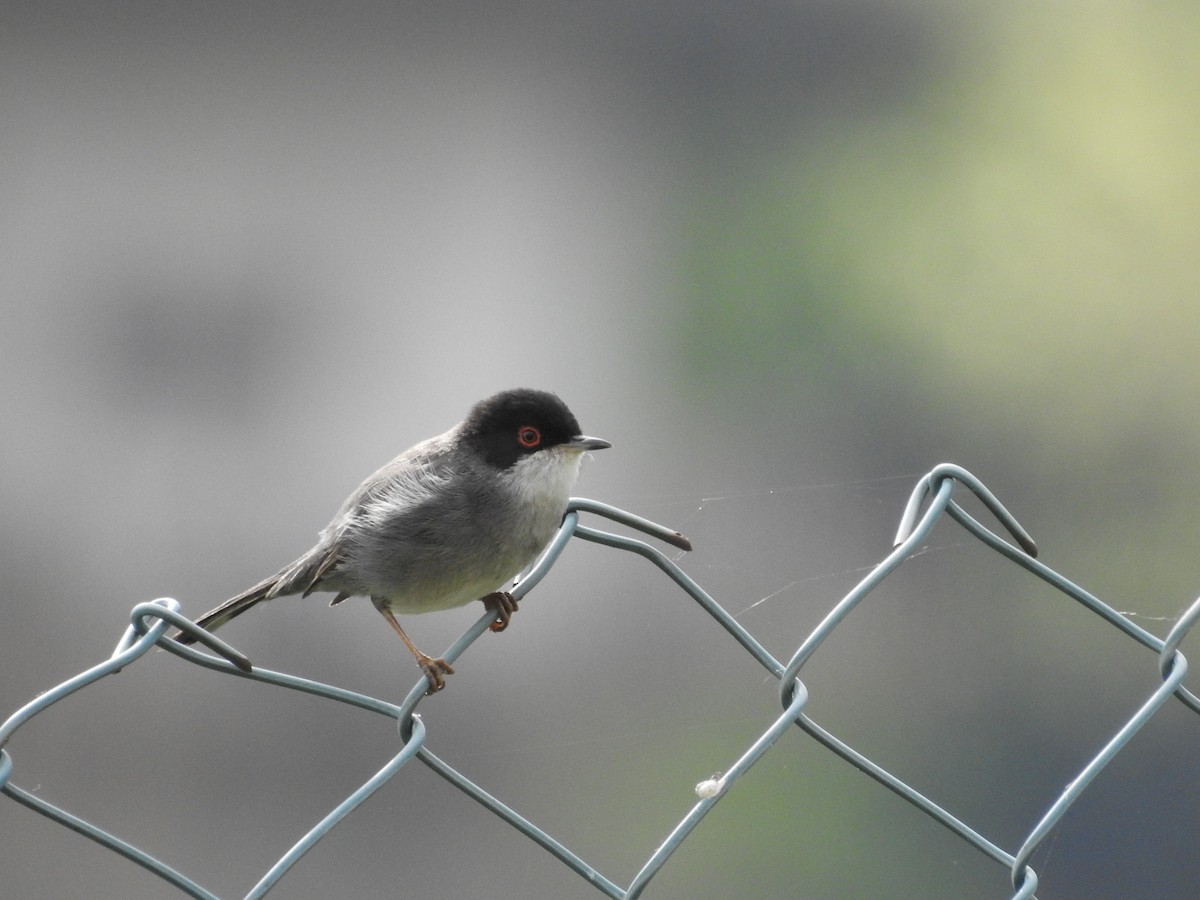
[3,464,1198,898]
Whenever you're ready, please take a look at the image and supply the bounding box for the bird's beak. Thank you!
[565,435,612,452]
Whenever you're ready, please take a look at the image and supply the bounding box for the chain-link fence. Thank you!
[3,464,1198,898]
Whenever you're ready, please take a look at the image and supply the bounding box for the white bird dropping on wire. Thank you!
[694,773,726,799]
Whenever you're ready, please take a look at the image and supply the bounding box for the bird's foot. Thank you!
[483,591,519,632]
[417,654,455,694]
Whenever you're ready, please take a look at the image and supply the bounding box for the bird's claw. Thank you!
[483,591,519,632]
[418,655,455,693]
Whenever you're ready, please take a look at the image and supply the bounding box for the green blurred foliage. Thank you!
[679,3,1200,622]
[681,3,1200,448]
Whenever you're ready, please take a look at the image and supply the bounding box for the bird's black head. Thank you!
[461,388,610,470]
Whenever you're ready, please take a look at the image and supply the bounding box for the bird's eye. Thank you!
[517,426,542,448]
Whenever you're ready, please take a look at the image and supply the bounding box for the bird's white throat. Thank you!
[501,447,586,517]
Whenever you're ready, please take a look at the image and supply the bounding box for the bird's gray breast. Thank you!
[334,457,564,613]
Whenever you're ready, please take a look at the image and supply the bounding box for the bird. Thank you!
[174,388,611,692]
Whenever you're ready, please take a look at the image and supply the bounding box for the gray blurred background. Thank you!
[3,2,1199,898]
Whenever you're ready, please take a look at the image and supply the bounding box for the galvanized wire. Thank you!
[3,465,1198,899]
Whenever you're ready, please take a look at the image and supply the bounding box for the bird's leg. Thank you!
[374,601,454,693]
[483,591,519,632]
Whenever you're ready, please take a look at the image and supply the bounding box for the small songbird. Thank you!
[175,388,611,692]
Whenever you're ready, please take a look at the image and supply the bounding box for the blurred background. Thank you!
[3,2,1199,897]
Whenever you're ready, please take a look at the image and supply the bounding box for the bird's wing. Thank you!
[330,434,460,529]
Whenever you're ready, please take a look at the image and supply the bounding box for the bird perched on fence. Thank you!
[175,388,611,692]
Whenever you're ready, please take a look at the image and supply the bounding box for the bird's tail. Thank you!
[173,575,281,645]
[173,539,341,646]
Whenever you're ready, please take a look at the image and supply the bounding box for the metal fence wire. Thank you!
[3,463,1199,899]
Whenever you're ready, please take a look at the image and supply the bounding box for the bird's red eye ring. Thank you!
[517,426,542,448]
